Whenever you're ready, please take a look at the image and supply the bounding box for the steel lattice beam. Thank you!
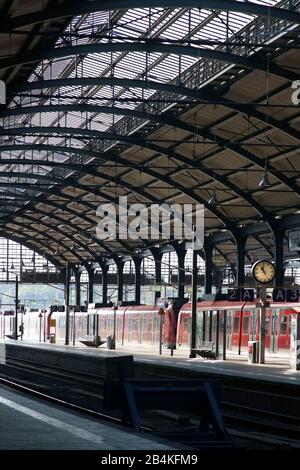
[1,125,297,196]
[0,42,298,82]
[1,1,300,33]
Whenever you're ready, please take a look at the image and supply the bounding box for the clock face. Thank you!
[252,260,276,284]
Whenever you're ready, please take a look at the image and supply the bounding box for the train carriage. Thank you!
[87,304,175,347]
[176,301,300,353]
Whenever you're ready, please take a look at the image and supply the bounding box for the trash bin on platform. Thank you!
[50,333,56,344]
[248,340,259,363]
[107,335,115,350]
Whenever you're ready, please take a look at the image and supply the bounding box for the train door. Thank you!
[177,312,191,347]
[231,311,240,348]
[269,309,279,352]
[241,312,250,347]
[87,313,96,338]
[278,312,290,350]
[226,310,233,350]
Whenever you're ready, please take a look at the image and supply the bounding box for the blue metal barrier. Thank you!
[104,379,232,448]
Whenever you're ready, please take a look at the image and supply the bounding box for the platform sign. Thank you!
[227,288,255,301]
[227,289,240,301]
[57,305,65,312]
[286,289,299,302]
[273,288,299,302]
[272,288,285,302]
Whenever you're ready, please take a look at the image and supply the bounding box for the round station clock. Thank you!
[251,260,276,284]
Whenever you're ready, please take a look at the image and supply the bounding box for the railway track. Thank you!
[0,358,299,449]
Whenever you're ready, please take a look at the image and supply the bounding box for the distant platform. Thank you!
[1,339,298,387]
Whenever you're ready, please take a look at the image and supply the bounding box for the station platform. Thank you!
[1,339,298,387]
[0,384,180,450]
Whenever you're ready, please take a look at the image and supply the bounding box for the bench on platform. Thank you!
[193,341,217,359]
[79,336,106,348]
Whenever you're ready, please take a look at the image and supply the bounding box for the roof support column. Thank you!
[75,271,81,307]
[64,263,70,346]
[101,264,108,305]
[274,229,285,286]
[88,268,94,304]
[154,252,163,302]
[204,241,213,295]
[174,245,186,299]
[235,235,247,286]
[133,257,142,305]
[117,261,124,303]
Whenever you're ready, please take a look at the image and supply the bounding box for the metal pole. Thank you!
[259,285,267,364]
[112,306,117,349]
[39,314,42,342]
[65,262,70,345]
[14,275,18,340]
[43,307,46,342]
[72,309,76,346]
[223,310,227,360]
[189,249,197,358]
[159,314,163,355]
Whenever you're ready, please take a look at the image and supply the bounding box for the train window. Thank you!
[280,316,288,335]
[233,317,239,333]
[242,317,249,334]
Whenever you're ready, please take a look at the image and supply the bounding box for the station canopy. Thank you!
[0,0,299,268]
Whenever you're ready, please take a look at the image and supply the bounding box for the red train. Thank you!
[176,300,299,353]
[1,300,299,354]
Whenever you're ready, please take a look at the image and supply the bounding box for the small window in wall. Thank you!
[242,317,249,334]
[233,317,239,333]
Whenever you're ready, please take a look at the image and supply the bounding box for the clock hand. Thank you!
[261,266,266,275]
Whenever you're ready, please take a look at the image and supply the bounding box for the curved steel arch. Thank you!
[1,1,300,33]
[0,173,166,256]
[1,125,297,195]
[0,183,119,255]
[0,152,274,224]
[4,219,86,264]
[0,162,236,231]
[10,77,300,157]
[11,78,300,169]
[0,230,63,268]
[8,196,154,256]
[0,42,297,83]
[1,102,294,209]
[12,213,96,264]
[0,190,138,256]
[0,225,68,264]
[0,183,120,256]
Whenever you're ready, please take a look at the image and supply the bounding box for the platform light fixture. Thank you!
[208,190,217,206]
[258,170,271,189]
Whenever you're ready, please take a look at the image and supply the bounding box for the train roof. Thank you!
[180,301,300,312]
[88,305,165,314]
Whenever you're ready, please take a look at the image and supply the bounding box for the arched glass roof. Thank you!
[0,0,299,270]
